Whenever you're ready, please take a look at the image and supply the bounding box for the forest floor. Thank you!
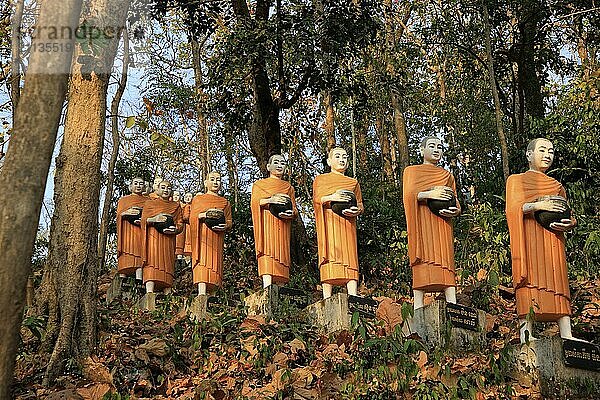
[11,263,600,400]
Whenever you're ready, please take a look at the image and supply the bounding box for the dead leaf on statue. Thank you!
[376,297,404,334]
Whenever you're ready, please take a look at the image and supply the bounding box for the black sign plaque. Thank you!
[278,287,309,308]
[348,295,379,319]
[562,339,600,371]
[446,303,479,331]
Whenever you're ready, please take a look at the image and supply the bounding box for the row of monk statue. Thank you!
[116,137,580,343]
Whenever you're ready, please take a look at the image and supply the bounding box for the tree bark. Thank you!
[323,91,336,151]
[98,28,130,271]
[391,93,409,171]
[0,0,84,396]
[483,4,510,181]
[191,37,209,181]
[10,0,25,113]
[376,114,393,182]
[38,0,130,384]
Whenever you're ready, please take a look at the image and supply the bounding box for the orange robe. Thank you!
[116,194,147,276]
[251,177,297,284]
[313,173,363,285]
[183,204,192,256]
[403,164,457,292]
[175,202,186,256]
[506,170,571,321]
[189,194,232,290]
[141,198,183,290]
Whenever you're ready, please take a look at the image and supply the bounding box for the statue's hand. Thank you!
[342,206,361,217]
[535,199,566,213]
[331,191,352,203]
[123,207,139,216]
[278,210,294,219]
[212,224,227,232]
[154,214,168,223]
[269,194,289,205]
[550,218,576,232]
[439,206,460,218]
[162,226,177,234]
[427,186,453,201]
[198,212,207,220]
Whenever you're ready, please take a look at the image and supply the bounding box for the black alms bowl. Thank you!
[269,194,293,219]
[331,189,357,217]
[122,206,142,224]
[154,214,175,233]
[534,196,571,231]
[205,208,226,230]
[426,187,457,217]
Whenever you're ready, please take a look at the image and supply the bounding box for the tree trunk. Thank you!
[483,4,510,181]
[511,0,545,131]
[10,0,25,113]
[323,91,336,151]
[98,29,130,271]
[191,37,209,181]
[38,0,130,384]
[376,114,393,182]
[391,93,409,171]
[0,0,84,396]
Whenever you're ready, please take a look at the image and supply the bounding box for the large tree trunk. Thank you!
[323,91,336,151]
[191,37,210,180]
[10,0,25,113]
[98,29,130,270]
[510,0,546,140]
[391,94,409,171]
[483,4,510,181]
[38,0,130,384]
[0,1,84,396]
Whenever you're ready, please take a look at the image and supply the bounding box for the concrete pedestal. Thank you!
[188,294,208,322]
[245,285,279,318]
[106,274,139,303]
[304,293,352,333]
[513,337,600,397]
[136,293,156,311]
[413,300,486,352]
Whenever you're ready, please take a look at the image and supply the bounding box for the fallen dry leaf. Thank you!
[76,383,112,400]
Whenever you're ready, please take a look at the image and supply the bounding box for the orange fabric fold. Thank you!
[402,164,456,291]
[175,203,186,255]
[140,198,183,290]
[189,194,232,290]
[313,173,363,285]
[250,177,297,284]
[116,194,147,275]
[506,170,571,321]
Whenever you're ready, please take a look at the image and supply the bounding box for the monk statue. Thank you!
[183,192,193,258]
[173,191,186,260]
[148,175,163,199]
[403,136,461,310]
[313,147,364,299]
[506,138,579,343]
[140,180,183,294]
[116,177,147,280]
[190,172,232,295]
[251,154,298,288]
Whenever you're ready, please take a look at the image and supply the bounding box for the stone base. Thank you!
[188,294,208,321]
[106,274,139,303]
[513,337,600,397]
[304,293,351,333]
[413,300,486,352]
[136,293,156,311]
[245,285,279,318]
